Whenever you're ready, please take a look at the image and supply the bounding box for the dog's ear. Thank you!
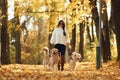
[77,53,82,62]
[72,52,75,55]
[72,51,77,55]
[77,54,81,58]
[55,48,58,52]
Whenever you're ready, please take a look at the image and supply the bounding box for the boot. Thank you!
[58,55,65,71]
[61,55,65,71]
[58,61,60,70]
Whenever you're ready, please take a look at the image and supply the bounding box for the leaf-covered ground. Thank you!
[0,61,120,80]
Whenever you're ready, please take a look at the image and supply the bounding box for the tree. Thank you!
[13,1,22,63]
[91,19,95,42]
[0,0,10,64]
[14,15,21,63]
[86,23,92,42]
[111,0,120,61]
[71,24,76,52]
[102,1,111,60]
[79,22,85,58]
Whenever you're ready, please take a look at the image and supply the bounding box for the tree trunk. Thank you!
[38,25,41,43]
[87,25,92,42]
[111,0,120,61]
[1,0,10,64]
[48,14,54,50]
[21,21,28,43]
[91,19,95,42]
[14,16,21,64]
[71,24,76,53]
[37,18,44,43]
[91,7,99,39]
[79,22,85,58]
[101,32,108,62]
[102,1,111,60]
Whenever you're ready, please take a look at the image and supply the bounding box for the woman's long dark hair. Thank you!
[58,20,66,36]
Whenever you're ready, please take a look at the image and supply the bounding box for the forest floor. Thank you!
[0,61,120,80]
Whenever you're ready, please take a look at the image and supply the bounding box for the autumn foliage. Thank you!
[1,0,120,79]
[0,61,120,80]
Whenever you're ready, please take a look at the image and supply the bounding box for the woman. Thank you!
[50,20,70,70]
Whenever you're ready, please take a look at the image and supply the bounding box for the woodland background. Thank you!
[1,0,120,80]
[0,0,120,65]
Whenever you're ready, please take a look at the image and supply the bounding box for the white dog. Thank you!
[69,51,82,71]
[43,47,50,70]
[49,48,60,71]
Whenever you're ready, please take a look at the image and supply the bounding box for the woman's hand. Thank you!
[66,42,69,47]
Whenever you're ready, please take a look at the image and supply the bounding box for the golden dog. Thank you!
[69,51,82,71]
[49,48,60,71]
